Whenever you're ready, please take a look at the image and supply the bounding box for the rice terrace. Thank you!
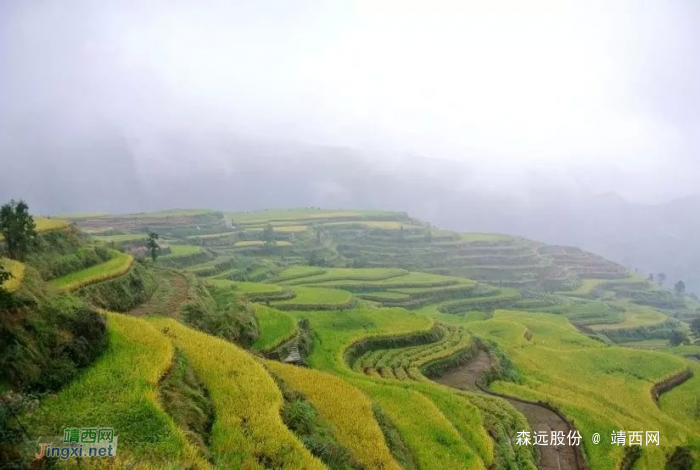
[2,206,700,469]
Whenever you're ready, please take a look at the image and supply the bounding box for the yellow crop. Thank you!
[24,313,209,468]
[265,360,401,469]
[0,257,25,292]
[35,217,69,232]
[150,318,325,469]
[50,250,133,292]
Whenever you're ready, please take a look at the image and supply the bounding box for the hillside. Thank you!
[2,207,699,469]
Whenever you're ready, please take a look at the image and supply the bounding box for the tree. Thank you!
[262,224,276,250]
[312,224,323,245]
[0,199,37,261]
[674,280,686,296]
[690,318,700,339]
[657,272,667,287]
[648,273,654,282]
[668,330,689,346]
[146,232,160,262]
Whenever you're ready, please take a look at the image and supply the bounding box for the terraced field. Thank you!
[349,323,473,380]
[468,310,697,469]
[49,249,134,292]
[13,207,698,469]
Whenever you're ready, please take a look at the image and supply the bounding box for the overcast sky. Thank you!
[1,0,699,202]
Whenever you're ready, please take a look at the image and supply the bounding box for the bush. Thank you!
[77,262,156,311]
[180,279,259,347]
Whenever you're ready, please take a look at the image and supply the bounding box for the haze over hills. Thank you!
[2,136,697,294]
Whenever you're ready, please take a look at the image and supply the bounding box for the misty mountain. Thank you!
[2,133,696,293]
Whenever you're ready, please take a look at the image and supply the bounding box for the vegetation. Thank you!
[267,360,399,469]
[0,258,23,292]
[22,313,207,467]
[150,317,325,469]
[49,249,134,292]
[159,349,214,460]
[253,305,296,351]
[147,231,161,261]
[5,206,700,469]
[468,310,697,469]
[0,199,37,260]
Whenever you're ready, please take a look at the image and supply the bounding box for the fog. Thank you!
[1,1,700,290]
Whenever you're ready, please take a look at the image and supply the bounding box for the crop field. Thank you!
[321,220,416,230]
[265,361,401,469]
[0,217,68,242]
[271,286,354,310]
[23,313,207,467]
[161,244,203,258]
[587,302,668,331]
[253,305,296,351]
[228,208,397,224]
[279,267,409,285]
[92,233,150,243]
[350,323,474,380]
[30,207,700,469]
[244,224,309,233]
[207,278,280,293]
[0,257,25,292]
[467,310,697,469]
[49,249,133,292]
[150,317,324,469]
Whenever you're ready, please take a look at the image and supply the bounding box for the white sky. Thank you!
[2,0,699,201]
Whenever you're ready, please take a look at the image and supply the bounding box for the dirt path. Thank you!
[128,269,190,318]
[435,350,586,470]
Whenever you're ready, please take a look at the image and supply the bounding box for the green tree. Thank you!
[690,318,700,339]
[657,272,667,287]
[0,199,37,261]
[146,232,160,262]
[674,280,686,296]
[262,224,276,250]
[668,330,689,346]
[312,224,323,245]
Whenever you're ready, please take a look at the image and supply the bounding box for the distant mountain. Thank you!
[2,132,697,293]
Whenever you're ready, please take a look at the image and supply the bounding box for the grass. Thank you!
[49,249,134,292]
[0,257,25,292]
[150,318,325,469]
[467,310,696,469]
[253,305,297,351]
[268,266,327,283]
[265,361,401,469]
[23,313,207,467]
